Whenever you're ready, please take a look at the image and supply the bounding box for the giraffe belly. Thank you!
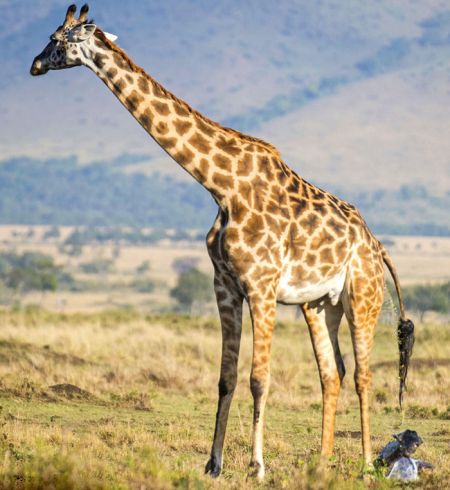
[277,268,347,305]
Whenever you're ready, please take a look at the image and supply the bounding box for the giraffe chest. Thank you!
[277,266,347,305]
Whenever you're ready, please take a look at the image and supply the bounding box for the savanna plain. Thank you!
[0,228,449,489]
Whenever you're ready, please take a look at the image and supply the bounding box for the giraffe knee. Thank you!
[337,357,346,382]
[321,371,341,396]
[354,369,371,393]
[250,376,266,424]
[218,375,237,397]
[250,376,264,400]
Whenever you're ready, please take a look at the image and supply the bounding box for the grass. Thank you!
[0,309,449,488]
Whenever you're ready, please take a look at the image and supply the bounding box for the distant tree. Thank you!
[43,225,61,241]
[381,238,395,247]
[170,268,213,311]
[172,256,200,274]
[0,251,65,295]
[136,260,151,274]
[402,281,450,321]
[112,242,121,259]
[59,243,83,257]
[130,277,155,293]
[80,259,114,275]
[64,228,85,246]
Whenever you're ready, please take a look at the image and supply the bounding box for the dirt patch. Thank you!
[372,358,450,370]
[49,383,93,400]
[335,430,361,439]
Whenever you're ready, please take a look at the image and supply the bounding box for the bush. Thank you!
[136,260,151,274]
[170,268,213,310]
[172,257,200,274]
[402,281,450,319]
[0,252,63,293]
[43,226,61,241]
[130,278,156,293]
[79,259,114,275]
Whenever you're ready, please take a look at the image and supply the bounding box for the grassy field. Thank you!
[0,309,448,489]
[1,226,450,314]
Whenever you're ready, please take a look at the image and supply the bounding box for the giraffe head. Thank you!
[30,4,116,76]
[30,4,95,76]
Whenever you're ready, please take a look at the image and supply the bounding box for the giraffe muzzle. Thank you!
[30,57,48,76]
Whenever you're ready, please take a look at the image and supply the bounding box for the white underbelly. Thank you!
[277,268,347,305]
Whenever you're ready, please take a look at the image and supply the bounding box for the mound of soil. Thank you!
[49,383,93,400]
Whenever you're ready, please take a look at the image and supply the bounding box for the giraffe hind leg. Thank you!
[342,279,383,466]
[301,301,345,458]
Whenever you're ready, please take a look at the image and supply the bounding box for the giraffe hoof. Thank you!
[205,456,221,478]
[248,461,265,480]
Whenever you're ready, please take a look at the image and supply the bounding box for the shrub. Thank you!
[170,268,213,310]
[79,259,114,275]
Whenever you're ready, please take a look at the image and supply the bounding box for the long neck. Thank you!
[81,30,246,203]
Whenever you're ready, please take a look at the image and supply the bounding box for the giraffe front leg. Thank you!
[205,275,243,478]
[301,302,345,458]
[248,294,277,480]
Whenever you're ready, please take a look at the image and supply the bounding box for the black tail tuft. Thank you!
[398,318,415,408]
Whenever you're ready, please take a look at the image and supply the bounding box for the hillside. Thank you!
[0,156,448,235]
[0,1,449,232]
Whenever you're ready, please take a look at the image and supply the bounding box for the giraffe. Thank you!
[30,4,415,479]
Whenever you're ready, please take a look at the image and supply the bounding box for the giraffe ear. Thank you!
[68,23,97,42]
[104,32,118,42]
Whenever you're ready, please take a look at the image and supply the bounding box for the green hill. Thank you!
[0,156,448,235]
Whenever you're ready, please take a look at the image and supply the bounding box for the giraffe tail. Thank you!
[380,245,415,409]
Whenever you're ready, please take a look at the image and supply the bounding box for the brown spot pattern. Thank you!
[156,122,169,135]
[199,158,209,178]
[230,196,248,224]
[173,119,192,136]
[112,78,126,94]
[138,109,153,130]
[196,119,215,137]
[311,228,334,249]
[252,176,268,212]
[173,103,190,117]
[237,153,254,177]
[189,133,211,154]
[242,213,265,247]
[291,197,309,217]
[106,67,118,79]
[320,247,334,264]
[213,154,232,172]
[113,52,131,71]
[257,156,274,180]
[174,145,195,165]
[217,136,241,156]
[126,90,144,112]
[301,213,319,234]
[212,173,234,189]
[151,100,170,116]
[93,52,108,69]
[238,181,252,206]
[138,76,150,94]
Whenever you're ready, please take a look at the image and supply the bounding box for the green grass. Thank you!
[0,310,449,488]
